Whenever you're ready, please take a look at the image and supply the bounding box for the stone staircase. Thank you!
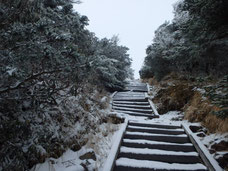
[113,121,208,171]
[105,81,222,171]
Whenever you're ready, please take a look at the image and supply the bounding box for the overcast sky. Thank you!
[74,0,177,79]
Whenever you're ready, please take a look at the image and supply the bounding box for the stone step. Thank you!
[128,122,181,129]
[114,110,155,118]
[122,140,195,152]
[113,106,153,114]
[113,98,148,102]
[113,101,149,105]
[113,104,152,109]
[114,110,154,117]
[126,127,185,135]
[114,164,207,171]
[117,152,201,164]
[124,134,190,144]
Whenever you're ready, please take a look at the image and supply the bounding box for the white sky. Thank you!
[74,0,177,79]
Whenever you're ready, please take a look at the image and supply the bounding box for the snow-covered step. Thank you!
[114,110,154,116]
[114,158,207,171]
[126,126,185,135]
[129,121,181,129]
[123,139,193,146]
[113,96,146,100]
[114,93,145,96]
[113,101,149,105]
[124,89,148,93]
[125,85,147,87]
[124,90,148,93]
[122,139,196,152]
[114,96,146,99]
[124,132,190,144]
[115,92,144,94]
[118,151,201,164]
[114,110,155,118]
[128,125,184,132]
[125,131,187,137]
[115,92,144,95]
[120,146,198,156]
[114,94,145,97]
[114,97,145,99]
[113,106,153,114]
[113,98,148,102]
[112,104,152,109]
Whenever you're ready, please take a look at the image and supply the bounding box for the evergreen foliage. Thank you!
[0,0,132,170]
[140,0,228,80]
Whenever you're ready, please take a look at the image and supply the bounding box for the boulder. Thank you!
[189,125,203,133]
[211,141,228,151]
[79,151,96,161]
[216,153,228,169]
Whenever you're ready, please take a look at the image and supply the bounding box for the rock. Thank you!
[196,132,206,137]
[71,144,81,152]
[189,125,203,133]
[211,141,228,151]
[209,149,216,154]
[80,163,89,171]
[108,115,124,124]
[200,128,208,134]
[216,153,228,169]
[79,151,96,161]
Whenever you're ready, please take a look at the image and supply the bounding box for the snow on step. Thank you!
[129,121,181,129]
[120,146,198,156]
[113,96,146,99]
[113,106,153,112]
[115,158,207,170]
[115,112,153,118]
[126,131,187,137]
[113,101,149,105]
[123,139,193,146]
[114,93,144,96]
[113,96,145,99]
[113,104,151,109]
[114,110,154,117]
[113,98,147,102]
[116,92,144,94]
[128,125,184,132]
[114,94,145,96]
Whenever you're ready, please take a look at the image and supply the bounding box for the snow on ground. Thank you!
[31,87,227,171]
[102,119,128,171]
[200,131,228,163]
[31,122,123,171]
[201,132,228,148]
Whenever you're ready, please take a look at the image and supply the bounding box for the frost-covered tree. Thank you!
[0,0,132,170]
[140,0,228,80]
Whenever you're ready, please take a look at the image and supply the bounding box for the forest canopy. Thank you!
[140,0,228,80]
